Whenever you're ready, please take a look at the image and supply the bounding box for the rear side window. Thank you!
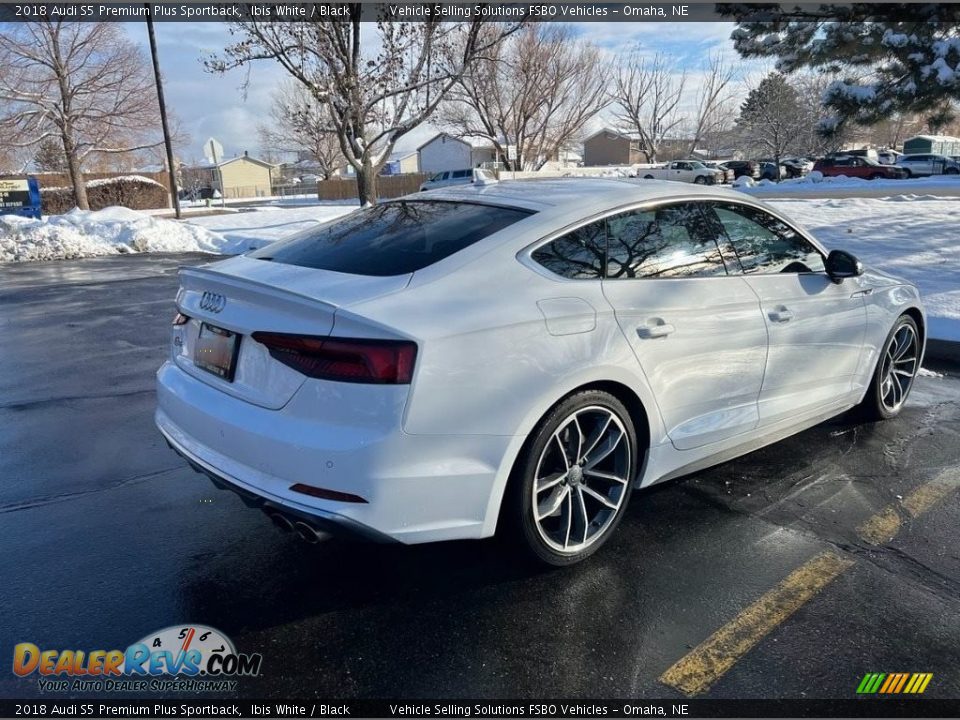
[531,221,606,279]
[250,201,533,276]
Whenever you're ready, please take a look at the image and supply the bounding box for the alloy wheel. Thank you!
[879,323,919,413]
[531,406,632,554]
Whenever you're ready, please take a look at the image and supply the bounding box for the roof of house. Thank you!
[416,132,496,151]
[187,155,276,171]
[582,127,642,144]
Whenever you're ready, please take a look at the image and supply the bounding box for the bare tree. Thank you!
[440,24,607,171]
[610,52,687,163]
[209,11,523,205]
[0,22,166,209]
[258,81,343,180]
[685,53,736,157]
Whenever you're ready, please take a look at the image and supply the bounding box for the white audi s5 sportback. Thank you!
[156,179,925,565]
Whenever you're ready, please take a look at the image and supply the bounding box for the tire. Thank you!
[644,174,654,180]
[946,167,959,175]
[859,315,921,421]
[869,173,882,181]
[902,168,912,178]
[505,390,638,567]
[694,175,707,185]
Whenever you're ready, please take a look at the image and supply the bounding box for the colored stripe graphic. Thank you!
[857,673,932,694]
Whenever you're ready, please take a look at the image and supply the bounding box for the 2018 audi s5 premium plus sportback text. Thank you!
[156,179,925,565]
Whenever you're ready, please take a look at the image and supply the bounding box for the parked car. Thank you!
[156,178,925,566]
[720,160,760,179]
[877,149,903,166]
[758,162,785,181]
[419,169,474,191]
[780,159,810,178]
[636,160,724,184]
[699,161,735,183]
[813,156,908,180]
[895,154,960,177]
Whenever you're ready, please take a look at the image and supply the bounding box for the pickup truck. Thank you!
[634,160,725,184]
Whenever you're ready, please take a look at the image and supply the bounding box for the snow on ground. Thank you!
[0,203,357,263]
[0,207,225,263]
[739,173,960,199]
[768,196,960,342]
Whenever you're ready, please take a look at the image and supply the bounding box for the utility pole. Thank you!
[145,5,181,219]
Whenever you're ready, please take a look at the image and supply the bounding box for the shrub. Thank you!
[41,175,169,214]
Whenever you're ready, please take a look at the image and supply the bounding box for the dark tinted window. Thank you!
[531,221,606,279]
[606,202,728,279]
[452,170,471,179]
[709,202,825,274]
[250,201,533,276]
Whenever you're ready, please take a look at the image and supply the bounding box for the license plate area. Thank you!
[195,323,240,381]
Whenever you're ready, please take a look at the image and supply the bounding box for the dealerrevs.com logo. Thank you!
[12,625,262,693]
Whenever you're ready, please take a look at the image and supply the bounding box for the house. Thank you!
[583,128,643,166]
[417,133,498,175]
[381,149,419,176]
[902,135,960,155]
[181,152,276,199]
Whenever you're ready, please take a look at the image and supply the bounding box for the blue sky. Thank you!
[127,21,755,162]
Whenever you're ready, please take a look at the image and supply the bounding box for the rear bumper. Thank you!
[155,361,516,544]
[158,425,397,543]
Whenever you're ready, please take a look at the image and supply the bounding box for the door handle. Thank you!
[637,321,675,339]
[768,306,793,323]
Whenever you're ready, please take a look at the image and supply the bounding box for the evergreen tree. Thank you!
[719,4,960,135]
[736,73,804,164]
[33,137,66,172]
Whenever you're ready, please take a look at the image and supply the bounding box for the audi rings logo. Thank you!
[199,291,226,313]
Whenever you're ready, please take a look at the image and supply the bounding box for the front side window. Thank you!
[708,202,825,274]
[250,200,534,276]
[606,203,728,279]
[531,220,606,279]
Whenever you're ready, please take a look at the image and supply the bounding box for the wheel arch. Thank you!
[488,378,655,537]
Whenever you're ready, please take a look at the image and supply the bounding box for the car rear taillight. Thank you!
[251,332,417,384]
[173,312,190,325]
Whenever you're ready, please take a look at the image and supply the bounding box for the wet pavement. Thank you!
[1,253,959,700]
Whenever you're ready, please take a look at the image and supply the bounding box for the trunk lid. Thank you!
[173,255,411,409]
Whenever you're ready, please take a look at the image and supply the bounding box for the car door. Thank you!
[601,202,768,450]
[704,201,868,425]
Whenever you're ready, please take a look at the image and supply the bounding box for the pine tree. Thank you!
[718,4,960,135]
[736,73,804,164]
[33,137,66,172]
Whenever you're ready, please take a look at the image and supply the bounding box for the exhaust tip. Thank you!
[294,521,320,544]
[294,520,331,544]
[268,512,295,532]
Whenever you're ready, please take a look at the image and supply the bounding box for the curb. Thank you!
[925,339,960,364]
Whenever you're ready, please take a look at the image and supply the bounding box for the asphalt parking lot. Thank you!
[2,253,959,701]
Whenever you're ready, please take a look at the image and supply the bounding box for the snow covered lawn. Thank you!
[0,207,225,263]
[769,196,960,342]
[0,203,357,263]
[738,173,960,199]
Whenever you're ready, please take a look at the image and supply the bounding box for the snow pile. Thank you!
[732,176,755,188]
[0,207,225,263]
[739,173,960,198]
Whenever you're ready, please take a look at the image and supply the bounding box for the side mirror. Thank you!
[825,249,864,283]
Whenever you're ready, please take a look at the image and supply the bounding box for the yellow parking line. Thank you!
[857,469,960,545]
[659,552,854,695]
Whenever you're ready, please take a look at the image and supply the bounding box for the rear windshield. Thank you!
[249,200,534,276]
